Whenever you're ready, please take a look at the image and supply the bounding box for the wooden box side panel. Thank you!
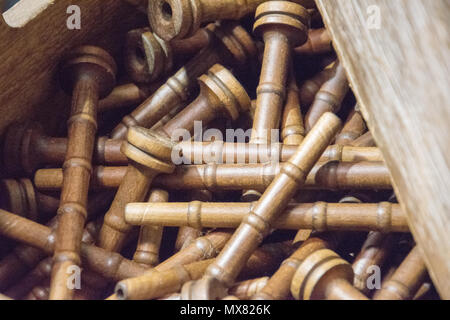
[0,0,146,134]
[316,0,450,298]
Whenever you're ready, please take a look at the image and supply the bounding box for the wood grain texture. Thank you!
[316,0,450,298]
[0,0,145,136]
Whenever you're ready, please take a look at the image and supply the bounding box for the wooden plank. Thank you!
[316,0,450,298]
[0,0,147,135]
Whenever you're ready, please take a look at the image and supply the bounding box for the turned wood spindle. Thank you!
[35,160,391,192]
[6,220,101,300]
[111,21,256,139]
[304,59,349,132]
[156,63,251,139]
[0,179,57,223]
[335,104,367,145]
[352,232,396,294]
[253,233,339,300]
[0,191,112,292]
[229,277,269,300]
[281,68,305,145]
[98,127,175,252]
[175,190,212,252]
[148,0,315,41]
[291,248,368,300]
[133,189,169,267]
[180,112,341,299]
[299,60,335,107]
[9,125,382,171]
[250,1,309,145]
[50,46,117,300]
[374,246,428,300]
[294,28,332,55]
[125,27,211,83]
[245,1,309,200]
[125,201,408,232]
[0,209,149,283]
[350,131,376,148]
[98,82,159,112]
[116,259,214,300]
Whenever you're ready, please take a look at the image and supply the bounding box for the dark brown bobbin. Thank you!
[98,82,160,112]
[335,104,367,146]
[281,68,305,145]
[149,0,260,41]
[374,246,428,300]
[0,209,149,283]
[304,60,349,132]
[157,63,251,138]
[116,259,214,300]
[350,131,377,148]
[294,28,332,55]
[2,121,69,177]
[251,1,310,145]
[133,189,169,267]
[291,248,368,300]
[125,201,408,233]
[125,27,172,83]
[6,220,101,300]
[175,190,212,252]
[299,60,336,107]
[111,21,256,140]
[253,233,339,300]
[228,277,269,300]
[50,46,116,300]
[34,160,391,192]
[98,127,175,253]
[0,192,112,292]
[0,179,39,222]
[352,232,396,294]
[126,27,211,83]
[181,113,341,299]
[244,0,310,201]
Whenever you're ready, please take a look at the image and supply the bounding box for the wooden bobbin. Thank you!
[304,60,349,132]
[299,60,335,107]
[243,1,310,201]
[157,63,251,138]
[0,209,149,283]
[181,113,341,299]
[98,127,175,252]
[294,28,332,55]
[335,104,367,146]
[133,189,169,267]
[111,21,256,139]
[99,82,159,112]
[291,248,368,300]
[374,246,428,300]
[125,27,211,83]
[175,190,212,252]
[51,46,116,300]
[125,201,408,232]
[352,232,396,294]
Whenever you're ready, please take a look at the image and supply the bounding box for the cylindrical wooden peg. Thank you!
[111,22,256,139]
[50,46,116,300]
[305,60,349,132]
[181,112,341,298]
[374,246,428,300]
[291,248,368,300]
[133,189,169,267]
[98,127,175,252]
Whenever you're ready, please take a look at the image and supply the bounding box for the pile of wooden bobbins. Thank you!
[0,0,440,300]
